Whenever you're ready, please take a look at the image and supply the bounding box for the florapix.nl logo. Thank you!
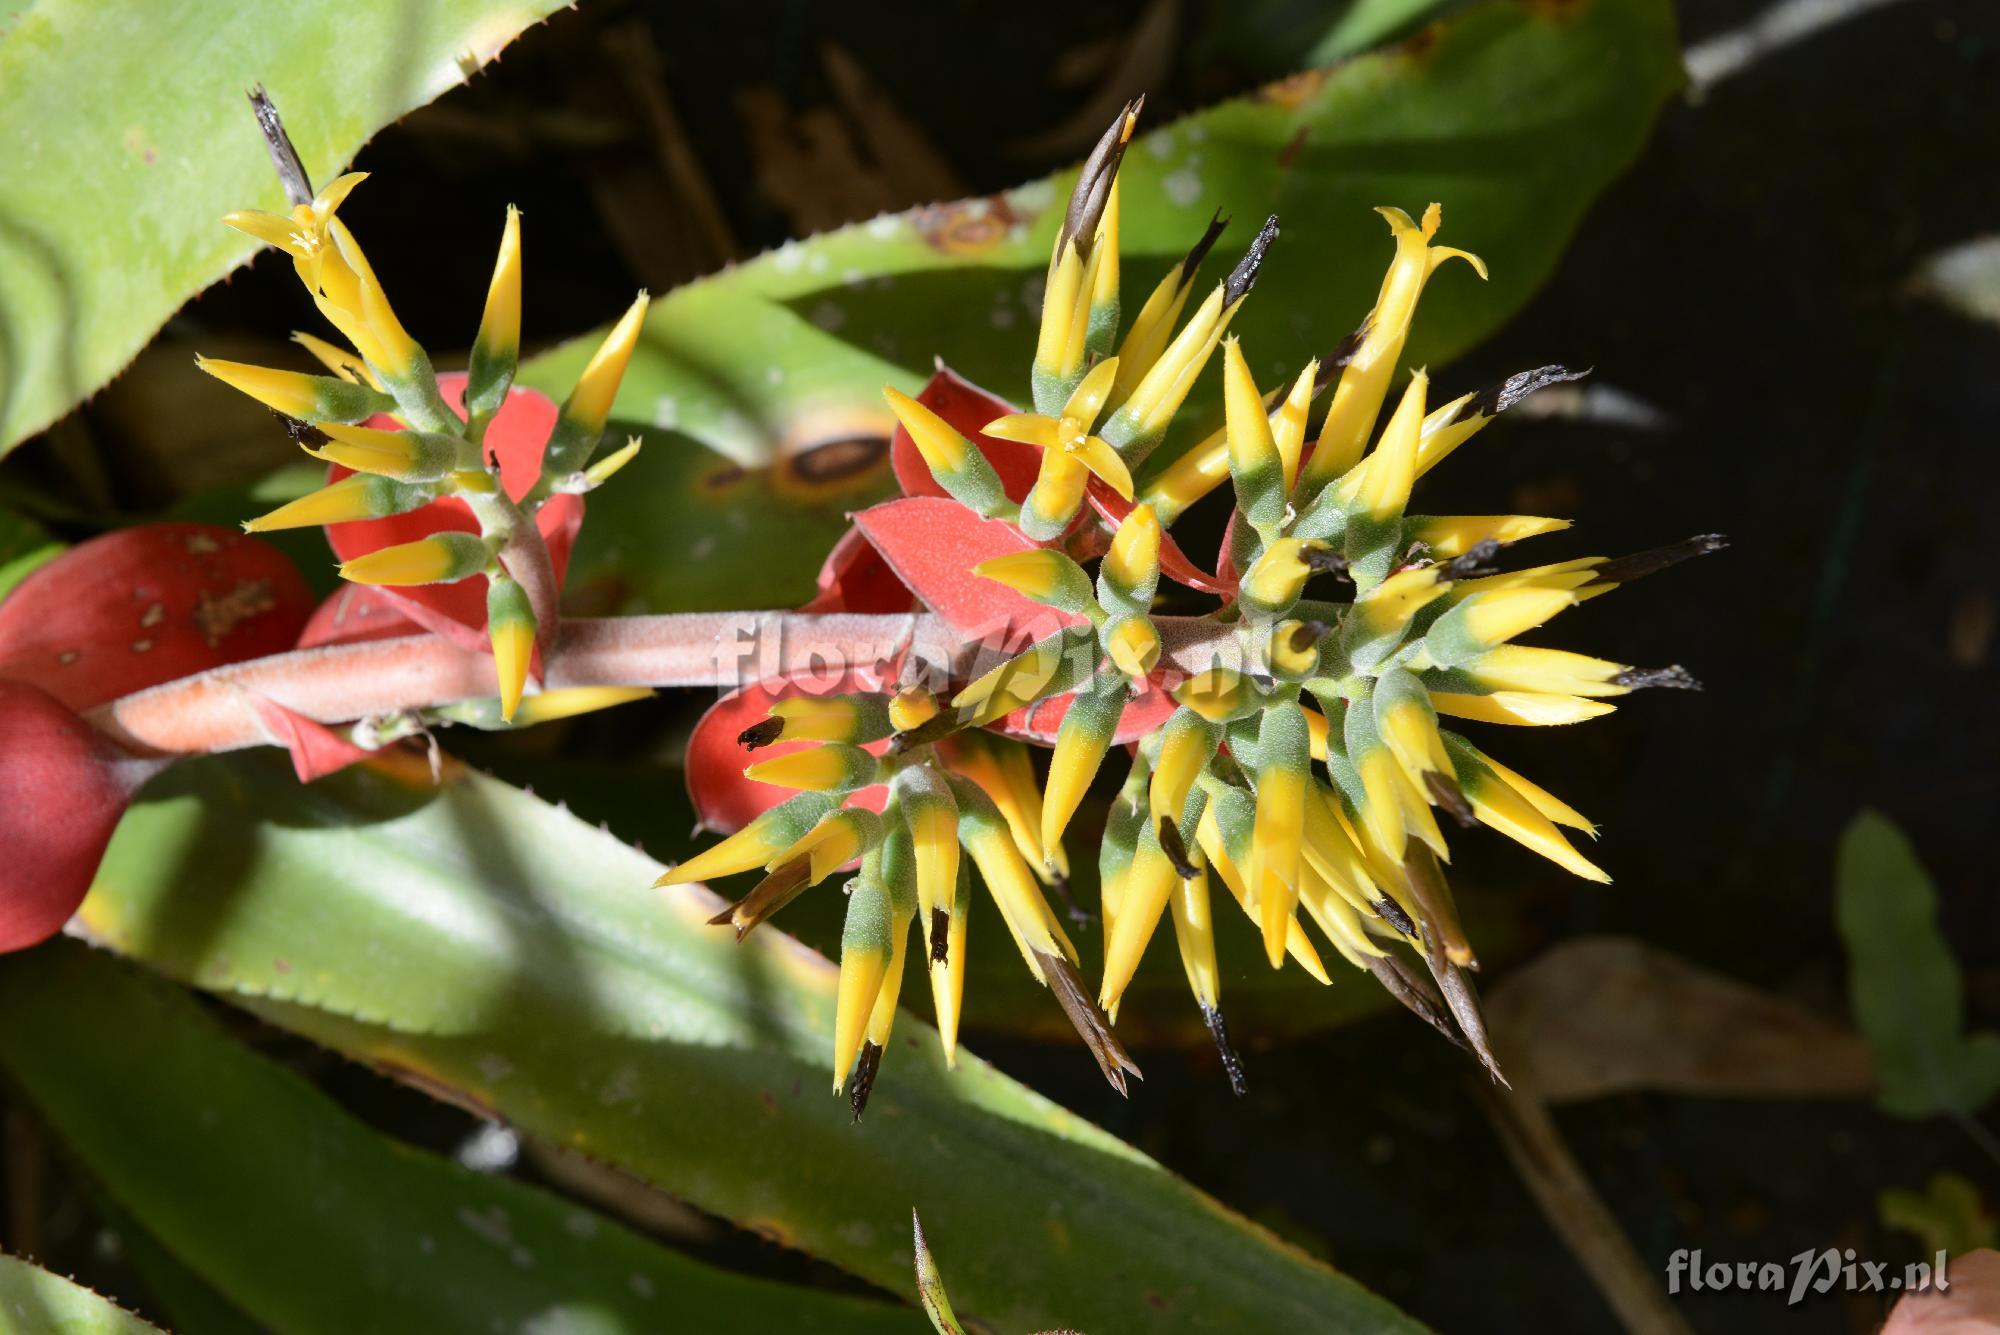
[1668,1248,1951,1306]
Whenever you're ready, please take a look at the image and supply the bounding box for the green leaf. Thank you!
[1880,1173,1999,1259]
[1834,809,2000,1119]
[0,0,568,453]
[83,753,1423,1335]
[0,939,924,1335]
[0,506,62,601]
[911,1212,971,1335]
[0,1254,160,1335]
[525,0,1679,613]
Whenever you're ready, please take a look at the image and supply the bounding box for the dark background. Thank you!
[4,1,1996,1331]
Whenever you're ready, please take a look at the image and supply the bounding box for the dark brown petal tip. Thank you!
[1202,1006,1248,1096]
[1450,364,1591,425]
[929,906,951,964]
[248,85,313,207]
[1224,215,1280,307]
[1037,949,1142,1096]
[848,1040,884,1123]
[1178,210,1230,289]
[1157,818,1199,879]
[736,717,785,751]
[1590,533,1728,587]
[1612,665,1702,691]
[1439,539,1503,582]
[1062,97,1144,257]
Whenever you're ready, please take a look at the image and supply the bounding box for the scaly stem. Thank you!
[86,612,1241,759]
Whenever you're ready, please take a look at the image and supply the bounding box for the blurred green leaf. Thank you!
[1835,810,2000,1119]
[0,506,61,600]
[0,1253,160,1334]
[1881,1173,1999,1259]
[474,751,1533,1047]
[525,0,1680,614]
[83,752,1422,1334]
[0,940,924,1335]
[0,0,568,453]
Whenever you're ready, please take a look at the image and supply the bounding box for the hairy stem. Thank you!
[89,612,1239,758]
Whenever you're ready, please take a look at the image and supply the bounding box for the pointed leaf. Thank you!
[802,525,918,615]
[82,752,1423,1334]
[0,0,570,452]
[249,695,383,782]
[0,941,922,1334]
[0,1254,160,1334]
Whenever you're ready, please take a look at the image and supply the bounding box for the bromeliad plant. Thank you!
[1,92,1717,1123]
[662,103,1722,1112]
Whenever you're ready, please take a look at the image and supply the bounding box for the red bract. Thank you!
[801,527,918,616]
[320,373,581,651]
[853,497,1084,648]
[0,523,312,712]
[686,665,893,835]
[0,680,167,952]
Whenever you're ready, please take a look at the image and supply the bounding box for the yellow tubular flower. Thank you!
[474,206,522,360]
[1041,675,1127,858]
[932,861,972,1065]
[291,331,382,389]
[563,292,650,440]
[1239,537,1331,614]
[339,532,487,586]
[243,474,406,532]
[973,550,1093,610]
[1099,834,1179,1011]
[889,686,939,733]
[771,808,882,887]
[1429,690,1618,726]
[507,687,654,728]
[1135,419,1231,525]
[832,874,892,1093]
[655,793,835,886]
[1174,667,1254,722]
[486,588,536,724]
[960,814,1072,984]
[743,743,877,793]
[1407,514,1571,558]
[1115,210,1227,402]
[1457,753,1609,883]
[1303,203,1485,491]
[1169,858,1221,1011]
[315,217,421,379]
[1350,369,1429,520]
[1150,710,1219,829]
[1471,748,1595,833]
[1223,337,1284,533]
[1464,645,1634,698]
[1248,762,1306,966]
[1197,807,1331,983]
[1271,361,1318,494]
[889,386,974,473]
[1248,701,1311,966]
[1021,446,1091,541]
[195,356,390,423]
[1298,869,1390,962]
[1105,617,1161,681]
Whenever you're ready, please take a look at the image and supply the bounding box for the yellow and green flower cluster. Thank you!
[666,103,1717,1109]
[199,90,648,721]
